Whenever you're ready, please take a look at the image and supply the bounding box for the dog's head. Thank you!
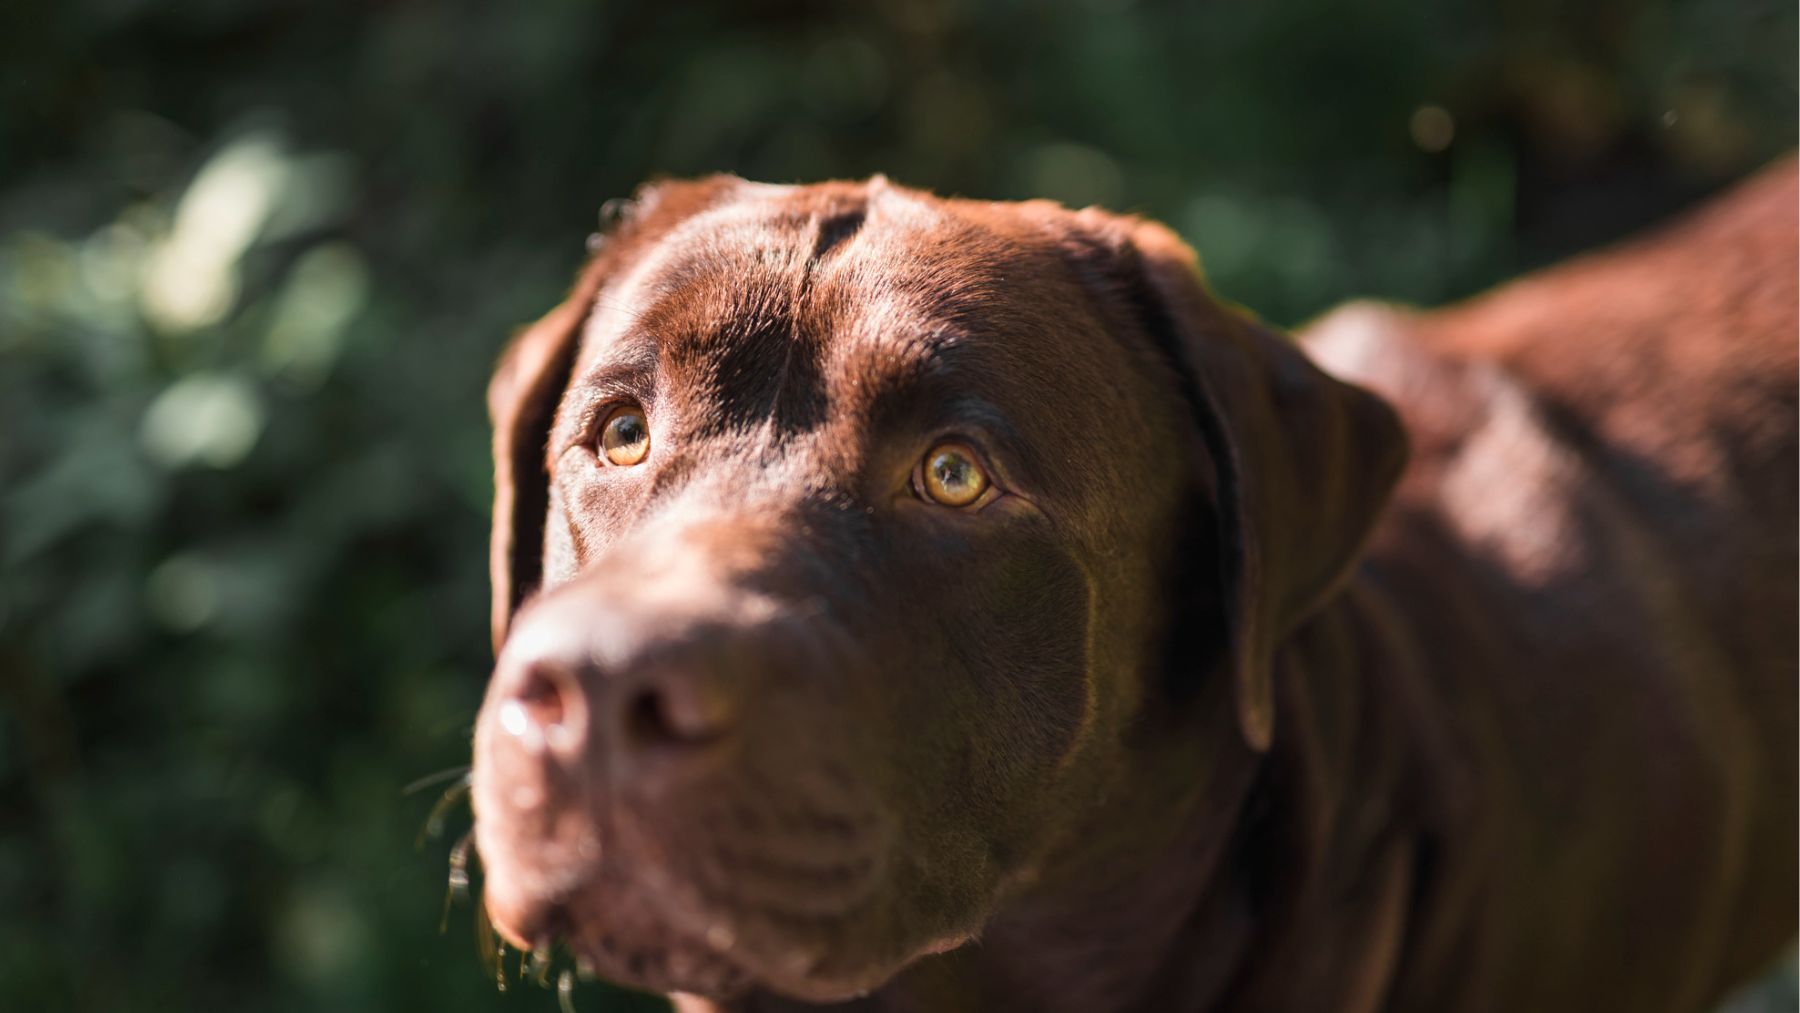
[470,177,1405,1001]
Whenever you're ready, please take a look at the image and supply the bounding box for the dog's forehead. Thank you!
[576,181,1075,380]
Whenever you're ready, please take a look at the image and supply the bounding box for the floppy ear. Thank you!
[1066,209,1408,751]
[487,253,612,653]
[488,176,744,653]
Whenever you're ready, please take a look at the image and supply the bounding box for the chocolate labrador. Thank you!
[469,161,1797,1012]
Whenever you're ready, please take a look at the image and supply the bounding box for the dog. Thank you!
[469,161,1797,1012]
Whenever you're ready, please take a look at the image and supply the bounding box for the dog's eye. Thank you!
[918,443,990,507]
[599,405,651,466]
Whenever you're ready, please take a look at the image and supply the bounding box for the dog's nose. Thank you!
[485,609,746,782]
[493,654,740,761]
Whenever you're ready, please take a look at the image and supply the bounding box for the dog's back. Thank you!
[1304,159,1797,1011]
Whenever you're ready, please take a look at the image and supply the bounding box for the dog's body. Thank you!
[1285,161,1798,1013]
[472,162,1796,1013]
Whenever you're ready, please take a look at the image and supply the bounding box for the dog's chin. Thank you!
[486,880,945,1003]
[480,831,954,1003]
[558,916,933,1003]
[557,908,757,999]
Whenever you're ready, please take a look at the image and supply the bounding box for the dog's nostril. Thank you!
[626,687,674,744]
[625,676,735,747]
[502,664,570,738]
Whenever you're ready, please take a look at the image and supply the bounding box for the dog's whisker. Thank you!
[415,774,473,850]
[474,896,508,991]
[440,830,474,934]
[402,765,472,796]
[557,968,578,1013]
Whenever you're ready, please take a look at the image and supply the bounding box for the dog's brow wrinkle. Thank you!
[809,207,867,263]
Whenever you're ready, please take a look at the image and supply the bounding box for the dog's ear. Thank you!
[487,253,609,654]
[488,177,742,653]
[1061,209,1408,751]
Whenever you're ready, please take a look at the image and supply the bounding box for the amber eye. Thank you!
[919,443,991,507]
[599,405,650,466]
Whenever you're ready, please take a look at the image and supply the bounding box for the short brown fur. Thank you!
[472,162,1797,1012]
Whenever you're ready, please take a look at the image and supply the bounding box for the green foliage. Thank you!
[0,2,1792,1010]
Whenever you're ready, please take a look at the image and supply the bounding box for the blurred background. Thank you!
[0,1,1793,1010]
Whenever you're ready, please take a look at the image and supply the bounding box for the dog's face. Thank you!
[470,178,1405,1001]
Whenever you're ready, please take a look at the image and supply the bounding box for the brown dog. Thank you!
[469,162,1797,1012]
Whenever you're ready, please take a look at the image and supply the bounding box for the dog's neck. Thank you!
[691,575,1433,1013]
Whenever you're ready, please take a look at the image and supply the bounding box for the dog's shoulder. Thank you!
[1301,301,1600,587]
[1307,159,1797,537]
